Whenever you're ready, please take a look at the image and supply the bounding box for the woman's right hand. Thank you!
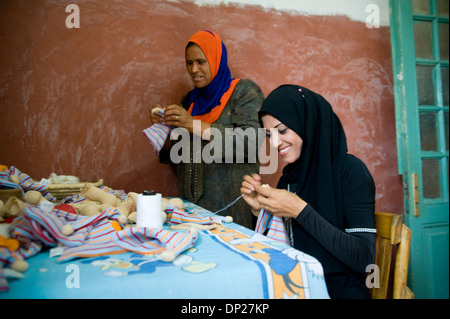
[149,104,165,125]
[240,174,263,213]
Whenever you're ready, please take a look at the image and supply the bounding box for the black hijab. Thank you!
[259,84,348,273]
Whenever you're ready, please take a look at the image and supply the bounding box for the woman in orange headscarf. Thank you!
[149,30,264,228]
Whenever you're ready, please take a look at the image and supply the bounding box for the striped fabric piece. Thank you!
[0,177,22,191]
[255,209,290,246]
[54,208,128,262]
[165,205,232,226]
[83,218,117,245]
[15,206,86,247]
[63,193,87,204]
[112,226,197,257]
[9,217,42,245]
[0,241,42,266]
[12,215,58,247]
[99,186,128,201]
[7,166,56,202]
[0,165,20,191]
[52,207,80,222]
[63,187,127,204]
[6,203,199,265]
[2,201,200,290]
[8,206,123,263]
[8,205,124,260]
[143,123,172,155]
[68,207,119,232]
[57,238,126,263]
[165,205,213,226]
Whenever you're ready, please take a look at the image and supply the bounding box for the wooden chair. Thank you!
[370,212,414,299]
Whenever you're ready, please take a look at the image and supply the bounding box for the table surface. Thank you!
[1,201,329,299]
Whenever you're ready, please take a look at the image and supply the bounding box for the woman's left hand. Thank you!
[164,104,194,131]
[254,184,307,219]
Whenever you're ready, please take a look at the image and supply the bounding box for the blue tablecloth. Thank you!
[1,201,329,299]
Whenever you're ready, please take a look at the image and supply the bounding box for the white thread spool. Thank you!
[136,190,163,229]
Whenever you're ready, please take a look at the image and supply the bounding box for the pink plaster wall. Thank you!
[0,0,403,214]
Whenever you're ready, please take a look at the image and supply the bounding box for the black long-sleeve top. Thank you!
[292,154,376,275]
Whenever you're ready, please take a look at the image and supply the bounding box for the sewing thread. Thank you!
[213,194,245,214]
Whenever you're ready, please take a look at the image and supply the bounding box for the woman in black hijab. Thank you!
[241,84,376,299]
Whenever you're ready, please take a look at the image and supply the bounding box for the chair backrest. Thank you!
[370,212,414,299]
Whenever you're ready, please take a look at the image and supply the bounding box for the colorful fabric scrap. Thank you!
[0,201,200,292]
[5,166,56,202]
[112,226,198,259]
[143,123,172,155]
[165,205,231,226]
[1,201,329,299]
[255,209,290,246]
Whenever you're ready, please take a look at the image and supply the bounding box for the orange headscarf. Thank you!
[185,30,240,124]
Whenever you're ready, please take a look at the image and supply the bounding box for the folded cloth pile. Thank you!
[0,203,199,292]
[0,165,204,293]
[0,165,238,293]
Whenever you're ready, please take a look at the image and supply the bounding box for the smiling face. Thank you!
[185,44,212,89]
[261,114,303,164]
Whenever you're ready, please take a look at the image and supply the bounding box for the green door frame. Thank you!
[389,0,449,299]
